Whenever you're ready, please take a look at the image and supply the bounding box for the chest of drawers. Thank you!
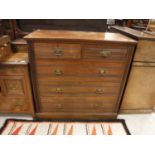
[25,30,136,119]
[0,53,34,115]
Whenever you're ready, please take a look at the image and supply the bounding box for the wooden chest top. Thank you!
[0,53,28,65]
[24,30,137,44]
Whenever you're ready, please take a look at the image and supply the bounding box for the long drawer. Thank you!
[36,60,126,77]
[38,76,122,83]
[38,83,120,97]
[39,96,116,113]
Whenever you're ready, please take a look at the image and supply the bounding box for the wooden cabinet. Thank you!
[25,30,136,119]
[0,53,34,115]
[121,62,155,112]
[112,26,155,113]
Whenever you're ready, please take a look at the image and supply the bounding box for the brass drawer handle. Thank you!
[100,50,111,57]
[93,103,100,109]
[99,69,106,76]
[96,88,104,94]
[54,49,63,56]
[55,88,63,93]
[54,69,63,76]
[56,103,63,109]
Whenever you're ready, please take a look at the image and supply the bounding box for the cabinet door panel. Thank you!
[121,65,155,110]
[0,76,25,96]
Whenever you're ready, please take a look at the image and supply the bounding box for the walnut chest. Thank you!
[25,30,137,119]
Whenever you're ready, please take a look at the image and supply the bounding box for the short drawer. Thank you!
[0,97,31,113]
[39,96,116,113]
[34,42,81,59]
[83,44,128,60]
[0,66,25,75]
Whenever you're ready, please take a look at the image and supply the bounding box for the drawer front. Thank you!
[38,75,122,84]
[0,66,25,75]
[83,44,128,60]
[39,96,116,113]
[0,97,31,113]
[39,83,120,97]
[34,43,81,59]
[36,60,126,77]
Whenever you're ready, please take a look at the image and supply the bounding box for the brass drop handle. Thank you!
[54,69,63,76]
[55,88,63,93]
[93,103,100,109]
[99,69,106,76]
[56,103,63,109]
[96,88,104,94]
[100,50,111,57]
[54,48,63,56]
